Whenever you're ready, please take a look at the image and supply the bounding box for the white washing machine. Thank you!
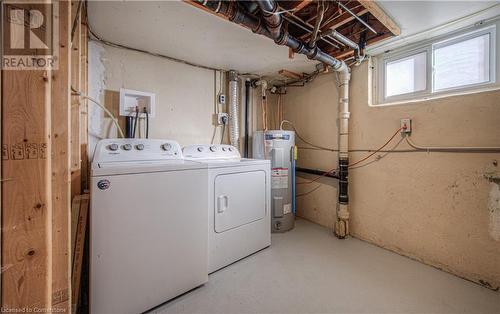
[90,139,208,314]
[183,144,271,273]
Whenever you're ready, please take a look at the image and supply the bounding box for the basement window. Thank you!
[375,21,498,105]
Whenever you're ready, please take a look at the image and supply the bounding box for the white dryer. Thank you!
[183,144,271,273]
[90,139,208,314]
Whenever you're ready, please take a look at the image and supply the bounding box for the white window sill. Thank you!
[370,85,500,107]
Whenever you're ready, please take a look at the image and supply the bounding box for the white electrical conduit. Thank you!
[73,90,125,138]
[405,135,500,152]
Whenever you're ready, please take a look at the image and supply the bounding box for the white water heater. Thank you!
[253,130,295,232]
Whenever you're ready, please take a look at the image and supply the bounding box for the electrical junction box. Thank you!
[213,112,228,126]
[119,88,156,118]
[400,118,412,134]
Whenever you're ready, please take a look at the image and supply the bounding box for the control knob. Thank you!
[136,144,145,151]
[209,146,217,152]
[161,143,172,151]
[197,147,204,152]
[122,144,132,151]
[108,143,119,151]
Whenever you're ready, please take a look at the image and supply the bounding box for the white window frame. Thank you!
[374,19,499,106]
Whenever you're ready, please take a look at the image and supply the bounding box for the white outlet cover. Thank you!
[119,88,156,118]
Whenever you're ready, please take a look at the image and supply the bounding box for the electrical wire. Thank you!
[144,108,149,139]
[296,184,323,198]
[72,88,125,138]
[296,126,404,185]
[221,124,226,144]
[348,127,403,167]
[132,107,139,138]
[280,120,336,151]
[86,13,224,72]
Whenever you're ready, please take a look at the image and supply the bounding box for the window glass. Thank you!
[433,33,490,91]
[385,52,427,97]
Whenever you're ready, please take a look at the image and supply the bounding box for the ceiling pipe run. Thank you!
[194,0,345,70]
[319,29,359,50]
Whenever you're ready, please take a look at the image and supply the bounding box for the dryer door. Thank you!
[214,170,267,233]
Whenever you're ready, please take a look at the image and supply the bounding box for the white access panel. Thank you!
[214,171,266,233]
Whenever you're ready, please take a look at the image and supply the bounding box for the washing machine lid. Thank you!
[92,159,205,176]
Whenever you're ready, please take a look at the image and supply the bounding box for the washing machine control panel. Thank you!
[94,139,183,163]
[183,144,241,159]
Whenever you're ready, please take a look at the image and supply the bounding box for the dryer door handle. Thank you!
[217,195,228,213]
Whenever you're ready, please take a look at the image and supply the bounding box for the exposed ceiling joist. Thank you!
[292,0,313,13]
[358,0,401,36]
[186,0,400,63]
[278,69,304,80]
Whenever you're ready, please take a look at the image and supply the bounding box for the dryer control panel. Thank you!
[183,144,241,160]
[93,139,183,163]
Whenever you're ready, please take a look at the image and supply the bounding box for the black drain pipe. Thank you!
[125,116,133,138]
[244,79,251,157]
[296,167,339,179]
[338,159,349,203]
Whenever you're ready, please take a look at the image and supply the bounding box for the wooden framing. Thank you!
[71,0,82,199]
[2,2,53,308]
[1,0,88,310]
[51,1,72,311]
[358,0,401,36]
[278,69,304,80]
[293,0,313,13]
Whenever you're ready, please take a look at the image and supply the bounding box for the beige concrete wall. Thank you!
[88,41,274,157]
[284,62,500,289]
[282,76,340,229]
[88,41,225,155]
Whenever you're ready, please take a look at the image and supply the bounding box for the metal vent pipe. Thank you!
[228,70,240,148]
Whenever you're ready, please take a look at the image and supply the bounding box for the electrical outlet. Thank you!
[213,113,228,126]
[400,118,412,134]
[218,94,226,105]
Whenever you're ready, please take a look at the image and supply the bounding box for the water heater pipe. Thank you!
[254,79,268,130]
[228,70,240,148]
[335,65,351,239]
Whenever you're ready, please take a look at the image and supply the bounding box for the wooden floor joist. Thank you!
[279,69,304,80]
[358,0,401,36]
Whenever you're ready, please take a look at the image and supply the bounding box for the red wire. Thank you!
[297,127,403,185]
[348,127,403,168]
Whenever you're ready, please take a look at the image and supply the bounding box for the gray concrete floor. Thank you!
[152,219,500,314]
